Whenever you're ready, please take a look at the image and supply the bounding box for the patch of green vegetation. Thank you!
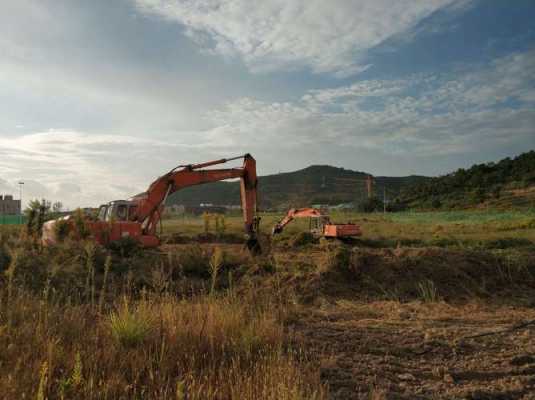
[400,150,535,210]
[109,300,155,347]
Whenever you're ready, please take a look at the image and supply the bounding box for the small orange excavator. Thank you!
[42,154,260,251]
[272,208,361,239]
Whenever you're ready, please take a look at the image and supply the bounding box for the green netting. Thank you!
[0,215,26,225]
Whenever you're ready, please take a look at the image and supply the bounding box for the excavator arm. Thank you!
[272,208,324,235]
[131,154,259,248]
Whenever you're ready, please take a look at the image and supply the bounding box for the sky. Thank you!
[1,0,534,208]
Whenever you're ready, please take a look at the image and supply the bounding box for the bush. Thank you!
[288,232,316,248]
[109,300,155,348]
[5,248,48,292]
[107,236,142,257]
[322,245,351,273]
[386,198,408,212]
[357,197,383,213]
[169,244,210,277]
[431,198,442,209]
[72,209,91,239]
[53,218,71,242]
[417,279,440,302]
[0,242,11,273]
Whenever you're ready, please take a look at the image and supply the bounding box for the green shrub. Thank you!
[170,244,210,277]
[417,279,440,303]
[288,232,316,248]
[73,209,91,239]
[0,242,11,273]
[357,197,384,213]
[109,300,154,347]
[53,218,71,242]
[4,247,48,292]
[107,236,142,257]
[210,247,225,295]
[323,245,351,273]
[215,214,226,236]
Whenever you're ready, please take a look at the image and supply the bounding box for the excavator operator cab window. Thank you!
[116,204,128,221]
[310,216,328,235]
[128,205,137,221]
[310,217,321,234]
[97,205,108,221]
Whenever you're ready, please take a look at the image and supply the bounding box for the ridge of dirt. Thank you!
[267,247,535,306]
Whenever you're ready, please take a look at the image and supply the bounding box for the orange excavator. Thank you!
[42,154,261,251]
[272,208,361,239]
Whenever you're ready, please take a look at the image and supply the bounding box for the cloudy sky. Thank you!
[1,0,534,208]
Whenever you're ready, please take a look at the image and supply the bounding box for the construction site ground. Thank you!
[293,299,535,399]
[160,211,535,399]
[161,235,535,399]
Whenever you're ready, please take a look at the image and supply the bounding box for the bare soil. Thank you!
[276,246,535,399]
[293,302,535,399]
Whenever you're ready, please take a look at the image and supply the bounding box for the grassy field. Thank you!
[162,210,535,247]
[1,210,535,399]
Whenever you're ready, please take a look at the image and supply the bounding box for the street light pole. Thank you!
[18,181,24,224]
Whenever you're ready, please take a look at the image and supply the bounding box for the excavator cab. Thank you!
[309,215,331,236]
[97,200,138,222]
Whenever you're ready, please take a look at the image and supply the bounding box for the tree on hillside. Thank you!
[399,150,535,209]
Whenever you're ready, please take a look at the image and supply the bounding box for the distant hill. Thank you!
[167,165,429,210]
[399,151,535,210]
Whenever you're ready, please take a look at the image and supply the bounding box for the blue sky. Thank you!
[1,0,534,207]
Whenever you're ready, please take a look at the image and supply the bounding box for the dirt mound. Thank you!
[266,247,535,305]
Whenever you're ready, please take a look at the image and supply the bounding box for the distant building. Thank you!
[186,205,227,215]
[0,194,21,215]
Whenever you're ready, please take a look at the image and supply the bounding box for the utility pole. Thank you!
[18,181,24,224]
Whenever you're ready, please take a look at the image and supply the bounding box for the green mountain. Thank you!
[167,165,429,210]
[399,151,535,209]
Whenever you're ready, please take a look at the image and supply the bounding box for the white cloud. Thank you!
[0,131,228,208]
[134,0,460,76]
[201,49,535,165]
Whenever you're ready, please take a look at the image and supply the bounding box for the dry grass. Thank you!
[0,290,324,399]
[0,233,325,400]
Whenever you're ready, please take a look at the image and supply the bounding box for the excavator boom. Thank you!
[272,208,325,234]
[132,155,257,232]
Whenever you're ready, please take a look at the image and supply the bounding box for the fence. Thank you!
[0,215,26,225]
